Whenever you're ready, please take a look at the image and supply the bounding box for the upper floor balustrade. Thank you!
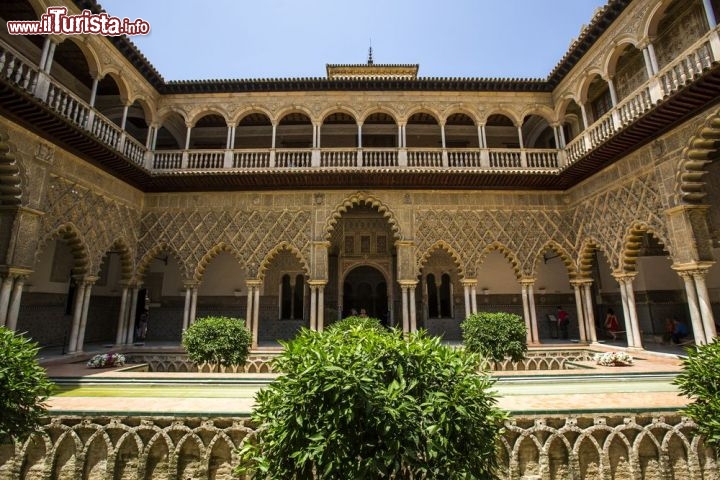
[1,21,719,178]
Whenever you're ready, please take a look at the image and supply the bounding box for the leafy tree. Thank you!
[0,327,53,441]
[461,312,527,363]
[181,316,251,367]
[674,339,720,449]
[237,325,506,479]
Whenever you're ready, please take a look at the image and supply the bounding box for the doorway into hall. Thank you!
[342,266,389,325]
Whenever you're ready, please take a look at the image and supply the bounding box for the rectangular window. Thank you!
[360,235,371,254]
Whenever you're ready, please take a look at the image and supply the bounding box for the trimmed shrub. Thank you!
[461,312,527,363]
[237,325,506,479]
[181,316,251,367]
[0,327,53,441]
[674,339,720,449]
[326,315,385,333]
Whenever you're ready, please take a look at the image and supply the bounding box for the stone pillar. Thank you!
[520,283,532,344]
[317,284,325,332]
[692,270,717,340]
[68,279,87,352]
[189,287,198,325]
[246,282,255,331]
[0,274,14,327]
[582,283,598,343]
[409,282,417,333]
[88,77,99,108]
[607,77,619,106]
[115,285,130,345]
[184,125,192,150]
[357,123,363,148]
[120,104,130,131]
[478,124,486,148]
[38,36,52,72]
[558,125,567,148]
[703,0,718,28]
[5,275,26,332]
[679,272,706,345]
[527,283,539,344]
[401,285,409,333]
[571,281,587,343]
[517,126,524,149]
[463,282,471,319]
[182,285,193,331]
[43,39,57,72]
[616,275,635,347]
[579,103,590,130]
[125,286,140,345]
[618,275,642,349]
[642,45,655,77]
[470,284,478,314]
[253,283,261,347]
[75,281,95,352]
[309,284,318,331]
[551,123,560,149]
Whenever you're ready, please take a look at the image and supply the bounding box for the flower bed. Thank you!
[594,351,633,367]
[87,353,126,369]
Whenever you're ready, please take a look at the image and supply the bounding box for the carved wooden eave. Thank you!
[326,64,419,80]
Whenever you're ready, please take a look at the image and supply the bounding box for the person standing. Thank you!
[604,308,620,340]
[557,306,570,340]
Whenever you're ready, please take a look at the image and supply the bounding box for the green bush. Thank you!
[461,312,527,363]
[0,327,53,441]
[674,339,720,449]
[326,315,385,333]
[237,325,506,479]
[181,316,251,367]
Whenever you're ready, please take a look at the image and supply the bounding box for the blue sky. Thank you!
[100,0,608,81]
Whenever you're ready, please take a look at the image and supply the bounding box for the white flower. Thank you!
[87,353,126,368]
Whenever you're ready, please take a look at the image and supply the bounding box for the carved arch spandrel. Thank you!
[323,192,404,241]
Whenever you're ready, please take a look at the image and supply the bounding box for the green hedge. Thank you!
[0,327,53,441]
[461,312,527,363]
[181,316,251,367]
[238,324,506,479]
[675,339,720,449]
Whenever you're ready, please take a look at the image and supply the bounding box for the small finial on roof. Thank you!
[368,40,374,65]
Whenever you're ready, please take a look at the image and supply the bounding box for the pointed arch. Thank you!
[477,242,522,280]
[94,237,134,283]
[618,222,672,273]
[194,242,246,282]
[418,240,466,280]
[577,237,614,276]
[324,192,403,241]
[37,223,90,276]
[675,107,720,204]
[530,240,578,278]
[134,243,188,284]
[257,242,310,280]
[0,131,23,206]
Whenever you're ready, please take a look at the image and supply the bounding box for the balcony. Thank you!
[1,26,720,191]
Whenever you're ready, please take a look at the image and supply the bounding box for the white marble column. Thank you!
[463,283,471,318]
[616,277,635,347]
[607,77,619,106]
[579,103,590,130]
[184,125,192,150]
[357,123,363,148]
[693,271,717,340]
[43,40,57,72]
[115,286,129,345]
[680,272,706,345]
[401,285,410,333]
[478,124,487,148]
[317,285,325,332]
[527,283,539,344]
[620,276,642,349]
[309,285,317,331]
[0,274,14,327]
[582,283,598,343]
[409,283,417,333]
[189,287,198,325]
[246,284,254,332]
[75,282,94,352]
[470,284,478,314]
[252,285,260,347]
[5,276,26,332]
[572,282,587,343]
[68,280,87,352]
[520,284,532,344]
[703,0,718,27]
[182,286,192,331]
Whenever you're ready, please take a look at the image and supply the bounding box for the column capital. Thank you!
[612,271,637,283]
[519,276,537,286]
[460,278,477,286]
[183,281,199,289]
[671,261,715,275]
[569,278,593,287]
[0,266,33,278]
[71,274,98,286]
[246,279,263,287]
[311,240,332,248]
[394,240,415,248]
[398,280,418,287]
[307,279,328,287]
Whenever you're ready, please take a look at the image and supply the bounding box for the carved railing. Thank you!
[1,27,718,177]
[407,148,443,167]
[233,149,270,168]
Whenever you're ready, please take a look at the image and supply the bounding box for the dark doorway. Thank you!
[343,266,389,325]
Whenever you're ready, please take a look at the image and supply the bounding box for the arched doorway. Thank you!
[342,266,389,325]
